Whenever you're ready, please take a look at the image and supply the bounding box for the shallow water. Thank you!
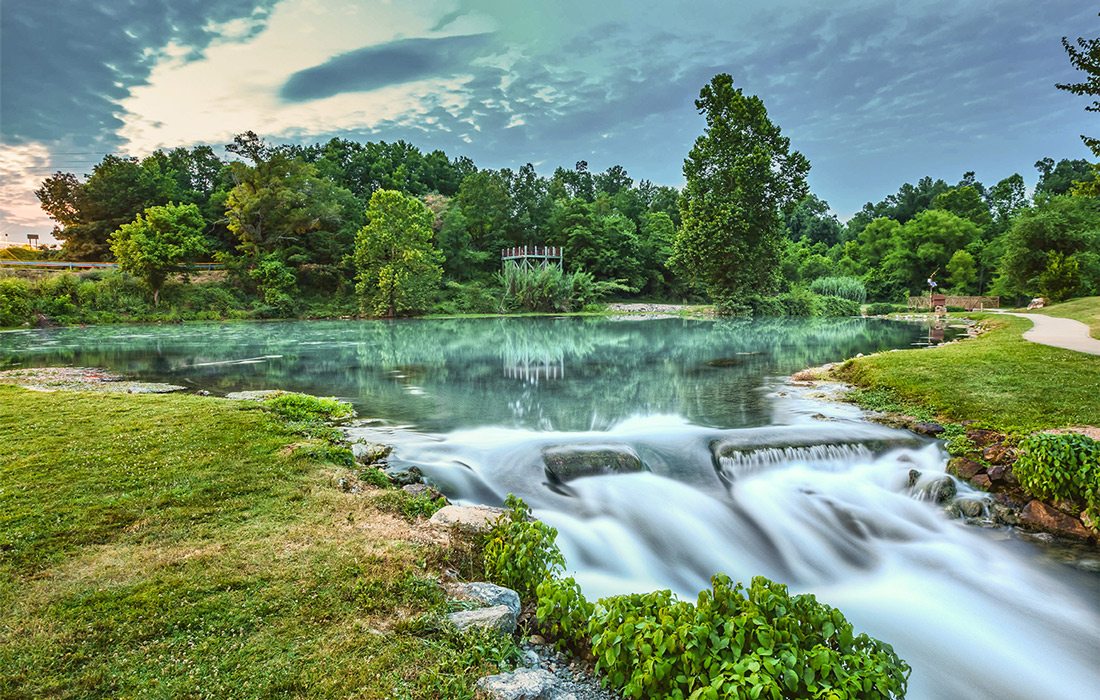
[3,316,1097,698]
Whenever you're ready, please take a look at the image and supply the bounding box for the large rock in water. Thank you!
[476,668,568,700]
[445,582,521,616]
[1019,500,1094,540]
[541,444,644,482]
[429,504,507,532]
[447,605,517,634]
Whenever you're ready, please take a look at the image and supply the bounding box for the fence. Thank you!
[907,295,999,310]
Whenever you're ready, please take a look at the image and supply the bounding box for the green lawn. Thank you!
[835,315,1100,433]
[0,387,504,700]
[1033,296,1100,339]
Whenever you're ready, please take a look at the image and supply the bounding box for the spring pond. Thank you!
[2,316,1098,699]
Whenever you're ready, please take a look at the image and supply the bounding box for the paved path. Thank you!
[995,311,1100,356]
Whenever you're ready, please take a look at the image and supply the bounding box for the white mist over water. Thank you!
[353,387,1100,700]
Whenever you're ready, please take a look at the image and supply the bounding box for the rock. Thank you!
[429,504,507,532]
[946,458,983,480]
[907,469,921,488]
[929,477,957,504]
[971,474,992,490]
[966,428,999,447]
[528,634,546,646]
[542,444,644,483]
[1083,510,1098,532]
[957,499,985,518]
[1026,297,1046,310]
[447,604,517,634]
[986,465,1007,482]
[445,582,521,616]
[196,389,211,396]
[982,444,1015,465]
[225,389,285,401]
[355,442,392,465]
[126,383,187,394]
[1019,500,1094,540]
[990,502,1019,526]
[476,668,562,700]
[387,466,423,486]
[402,483,445,501]
[912,421,945,436]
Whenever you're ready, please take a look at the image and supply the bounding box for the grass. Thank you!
[834,315,1100,433]
[1032,296,1100,339]
[0,386,508,699]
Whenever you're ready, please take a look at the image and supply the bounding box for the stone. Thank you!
[982,444,1015,465]
[402,483,445,501]
[387,466,423,486]
[986,465,1007,482]
[971,474,992,490]
[447,604,517,634]
[957,499,985,518]
[946,458,983,480]
[541,444,644,483]
[907,469,921,488]
[528,634,546,646]
[225,389,285,401]
[476,668,562,700]
[929,477,957,504]
[355,442,392,465]
[429,504,507,532]
[445,582,521,616]
[126,383,187,394]
[911,421,945,436]
[1019,500,1093,540]
[990,503,1019,526]
[1083,510,1098,532]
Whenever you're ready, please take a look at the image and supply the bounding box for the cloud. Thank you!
[281,33,493,102]
[0,142,56,243]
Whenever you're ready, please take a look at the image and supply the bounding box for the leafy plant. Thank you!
[1014,432,1100,527]
[589,574,910,700]
[810,276,867,303]
[815,294,861,317]
[261,392,355,423]
[372,490,448,521]
[940,424,976,458]
[536,576,594,653]
[483,494,564,598]
[358,465,394,489]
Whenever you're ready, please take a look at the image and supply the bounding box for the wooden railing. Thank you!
[908,295,999,310]
[0,260,223,271]
[500,246,562,259]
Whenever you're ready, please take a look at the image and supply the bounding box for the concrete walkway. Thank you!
[995,311,1100,356]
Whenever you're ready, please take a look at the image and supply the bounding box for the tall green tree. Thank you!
[354,190,443,317]
[1057,20,1100,158]
[671,73,810,305]
[997,195,1100,301]
[109,203,207,306]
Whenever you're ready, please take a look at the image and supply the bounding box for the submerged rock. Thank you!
[447,604,516,634]
[542,444,644,483]
[429,504,506,532]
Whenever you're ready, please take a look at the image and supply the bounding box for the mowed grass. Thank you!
[0,387,502,700]
[835,315,1100,433]
[1033,296,1100,339]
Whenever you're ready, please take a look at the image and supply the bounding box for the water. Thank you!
[3,317,1097,698]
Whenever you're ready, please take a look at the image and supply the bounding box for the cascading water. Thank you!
[350,389,1100,700]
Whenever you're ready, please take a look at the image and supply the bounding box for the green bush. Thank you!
[1015,432,1100,527]
[536,576,594,653]
[483,494,564,598]
[778,287,819,317]
[358,465,394,489]
[434,280,500,314]
[0,277,32,327]
[816,295,861,317]
[261,393,355,422]
[744,294,786,317]
[589,574,910,700]
[371,490,448,521]
[498,265,628,313]
[864,302,907,316]
[810,276,867,303]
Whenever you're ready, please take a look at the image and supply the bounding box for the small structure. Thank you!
[26,234,39,249]
[908,295,999,311]
[501,245,562,271]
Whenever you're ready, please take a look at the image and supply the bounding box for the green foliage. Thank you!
[778,287,819,317]
[358,465,394,489]
[588,574,910,700]
[498,264,627,313]
[355,189,444,317]
[672,73,810,302]
[0,277,33,327]
[810,276,867,303]
[864,302,907,316]
[371,490,448,521]
[940,424,977,458]
[249,254,298,311]
[292,441,355,467]
[845,387,935,421]
[483,495,565,598]
[1015,432,1100,527]
[535,576,595,653]
[997,196,1100,300]
[261,392,355,423]
[109,202,208,306]
[815,294,861,317]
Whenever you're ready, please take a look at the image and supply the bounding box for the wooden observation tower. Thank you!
[501,245,563,271]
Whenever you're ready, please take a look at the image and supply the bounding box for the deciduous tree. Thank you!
[109,203,207,306]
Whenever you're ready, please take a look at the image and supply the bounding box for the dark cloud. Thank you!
[0,0,275,148]
[280,33,493,102]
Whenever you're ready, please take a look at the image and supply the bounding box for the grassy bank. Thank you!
[1033,296,1100,339]
[834,314,1100,432]
[0,387,508,699]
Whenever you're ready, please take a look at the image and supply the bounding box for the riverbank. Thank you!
[0,385,522,699]
[813,308,1100,544]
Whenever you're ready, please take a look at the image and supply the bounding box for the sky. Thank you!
[0,0,1096,246]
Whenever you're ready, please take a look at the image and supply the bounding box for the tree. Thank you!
[354,190,443,317]
[1057,20,1100,158]
[932,186,992,230]
[988,174,1028,227]
[1034,158,1095,199]
[997,195,1100,300]
[945,250,978,294]
[671,73,810,305]
[109,203,207,306]
[784,194,842,245]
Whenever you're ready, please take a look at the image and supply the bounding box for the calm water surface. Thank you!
[2,316,1097,699]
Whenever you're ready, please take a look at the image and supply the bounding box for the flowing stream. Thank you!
[3,316,1098,698]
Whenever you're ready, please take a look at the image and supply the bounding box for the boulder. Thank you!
[354,442,392,465]
[912,421,945,436]
[387,466,423,486]
[946,458,983,480]
[447,604,516,634]
[429,504,507,532]
[982,444,1015,465]
[956,499,985,518]
[986,465,1007,482]
[971,474,992,490]
[476,668,564,700]
[445,582,521,616]
[402,483,445,501]
[1019,500,1093,540]
[542,444,644,483]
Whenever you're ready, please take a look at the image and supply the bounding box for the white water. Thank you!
[349,385,1100,699]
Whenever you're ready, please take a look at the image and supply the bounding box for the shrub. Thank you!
[483,494,564,598]
[777,287,819,317]
[371,490,447,521]
[261,393,355,422]
[0,277,32,327]
[498,265,628,313]
[865,302,907,316]
[589,574,910,699]
[358,466,393,489]
[536,576,594,653]
[744,294,786,317]
[816,295,861,317]
[810,276,867,303]
[1015,432,1100,527]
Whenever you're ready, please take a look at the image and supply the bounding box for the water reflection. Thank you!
[0,317,947,431]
